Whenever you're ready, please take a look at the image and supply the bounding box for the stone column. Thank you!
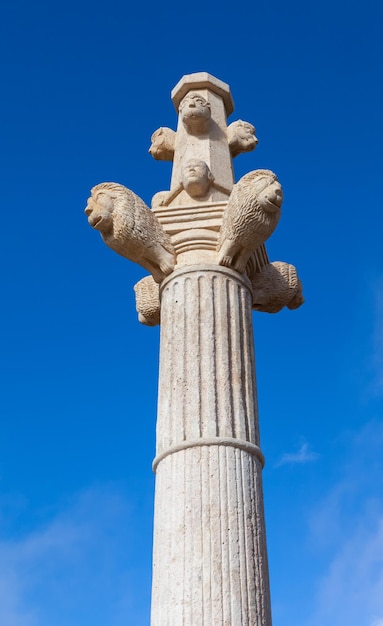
[151,265,272,626]
[85,71,304,626]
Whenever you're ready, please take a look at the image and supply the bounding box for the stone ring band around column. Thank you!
[152,437,265,472]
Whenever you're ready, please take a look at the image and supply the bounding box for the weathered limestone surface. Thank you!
[85,71,304,626]
[151,265,271,625]
[152,447,269,625]
[85,182,175,283]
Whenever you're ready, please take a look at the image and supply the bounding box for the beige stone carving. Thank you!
[181,159,214,198]
[151,190,170,209]
[251,261,304,313]
[149,127,176,162]
[85,183,175,283]
[169,74,235,203]
[217,169,283,273]
[134,276,160,326]
[179,91,211,134]
[86,72,303,626]
[150,160,215,208]
[227,120,258,157]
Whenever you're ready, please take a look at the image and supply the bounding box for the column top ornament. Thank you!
[171,72,234,116]
[85,72,304,324]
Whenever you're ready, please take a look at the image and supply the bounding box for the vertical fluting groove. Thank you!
[167,280,175,448]
[244,287,254,442]
[239,450,248,622]
[221,445,231,624]
[255,458,263,621]
[225,277,235,438]
[215,281,223,437]
[210,445,223,624]
[182,448,187,626]
[251,456,261,623]
[199,274,218,438]
[241,452,253,622]
[217,445,224,623]
[235,447,245,622]
[185,276,201,440]
[197,276,202,438]
[229,447,241,621]
[211,275,218,436]
[208,446,214,620]
[207,447,213,623]
[195,446,203,623]
[243,288,258,445]
[180,279,187,442]
[231,281,244,440]
[201,447,206,626]
[169,458,175,626]
[251,456,261,622]
[171,279,179,446]
[216,277,229,438]
[238,284,250,442]
[254,457,262,621]
[225,445,235,622]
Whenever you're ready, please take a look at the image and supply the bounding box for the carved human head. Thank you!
[227,120,258,157]
[181,159,214,198]
[179,92,211,134]
[149,127,176,161]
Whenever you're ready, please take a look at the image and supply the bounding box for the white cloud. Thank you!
[305,518,383,625]
[0,485,151,626]
[275,440,320,467]
[302,421,383,626]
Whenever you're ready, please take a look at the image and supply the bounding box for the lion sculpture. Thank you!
[133,276,161,326]
[85,183,175,283]
[251,261,304,313]
[227,120,258,158]
[149,127,176,162]
[217,169,283,273]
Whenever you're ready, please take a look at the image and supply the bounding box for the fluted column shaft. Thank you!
[151,265,272,626]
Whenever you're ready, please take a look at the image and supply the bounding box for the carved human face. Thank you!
[181,159,212,198]
[255,177,283,212]
[85,188,115,231]
[179,92,211,133]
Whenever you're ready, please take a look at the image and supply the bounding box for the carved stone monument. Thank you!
[85,72,303,625]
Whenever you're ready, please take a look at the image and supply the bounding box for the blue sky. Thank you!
[0,0,382,623]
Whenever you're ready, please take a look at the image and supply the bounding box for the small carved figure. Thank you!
[227,120,258,158]
[179,92,211,134]
[134,276,161,326]
[251,261,304,313]
[85,183,176,283]
[151,160,215,207]
[217,169,283,273]
[181,159,214,198]
[149,127,176,161]
[151,190,170,208]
